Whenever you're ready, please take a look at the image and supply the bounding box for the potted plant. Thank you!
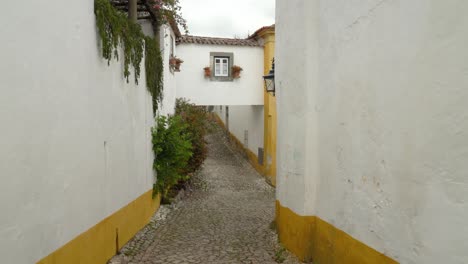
[169,56,177,67]
[232,65,243,78]
[169,56,183,72]
[174,57,184,72]
[203,66,211,77]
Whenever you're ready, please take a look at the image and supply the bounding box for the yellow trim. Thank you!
[260,29,277,187]
[276,201,398,263]
[37,190,160,264]
[255,27,275,41]
[212,113,265,176]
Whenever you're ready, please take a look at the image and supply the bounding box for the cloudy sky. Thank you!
[179,0,275,38]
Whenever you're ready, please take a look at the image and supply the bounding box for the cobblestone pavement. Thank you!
[110,125,299,264]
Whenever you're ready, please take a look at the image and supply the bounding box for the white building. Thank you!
[275,1,468,263]
[176,33,274,175]
[0,1,274,262]
[0,1,179,263]
[176,36,264,106]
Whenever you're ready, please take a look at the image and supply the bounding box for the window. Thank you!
[214,57,229,77]
[210,52,234,81]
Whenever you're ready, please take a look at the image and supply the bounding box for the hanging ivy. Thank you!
[94,0,164,112]
[144,36,164,113]
[149,0,189,34]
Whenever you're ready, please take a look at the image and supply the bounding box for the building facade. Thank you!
[0,1,180,263]
[275,0,468,263]
[175,31,276,177]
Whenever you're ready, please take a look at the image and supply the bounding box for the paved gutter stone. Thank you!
[109,124,300,264]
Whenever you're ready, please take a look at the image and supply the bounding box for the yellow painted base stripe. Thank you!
[276,201,397,263]
[212,113,265,176]
[37,190,160,264]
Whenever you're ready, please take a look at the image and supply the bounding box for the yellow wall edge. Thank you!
[37,190,160,264]
[212,113,265,176]
[261,30,276,187]
[276,201,398,264]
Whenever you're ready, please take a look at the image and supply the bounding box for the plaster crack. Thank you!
[346,0,389,29]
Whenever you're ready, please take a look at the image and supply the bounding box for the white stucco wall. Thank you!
[176,44,264,106]
[214,106,228,126]
[276,0,468,263]
[160,24,177,116]
[214,106,264,156]
[139,19,155,38]
[0,1,157,263]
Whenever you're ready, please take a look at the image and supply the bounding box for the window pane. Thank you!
[214,57,230,77]
[215,63,220,75]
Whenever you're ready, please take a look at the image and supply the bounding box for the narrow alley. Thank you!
[110,123,298,264]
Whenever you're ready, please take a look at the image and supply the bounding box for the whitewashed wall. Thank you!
[140,22,177,116]
[276,0,468,263]
[176,44,264,106]
[139,20,154,38]
[214,106,264,156]
[159,24,177,116]
[0,1,156,263]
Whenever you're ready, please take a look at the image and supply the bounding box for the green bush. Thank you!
[152,115,193,198]
[152,99,208,200]
[175,98,208,174]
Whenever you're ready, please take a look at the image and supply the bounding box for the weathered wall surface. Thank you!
[214,105,264,157]
[276,0,468,263]
[0,1,160,263]
[176,44,264,106]
[160,24,177,116]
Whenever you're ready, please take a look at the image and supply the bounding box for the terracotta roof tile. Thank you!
[177,35,261,47]
[248,24,275,39]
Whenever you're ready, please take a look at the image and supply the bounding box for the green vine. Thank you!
[145,36,164,113]
[94,0,164,112]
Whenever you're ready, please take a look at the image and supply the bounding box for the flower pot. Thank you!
[204,67,211,77]
[231,65,243,79]
[174,58,183,72]
[169,57,177,66]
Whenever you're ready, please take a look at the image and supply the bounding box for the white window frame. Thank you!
[214,57,229,77]
[210,52,234,81]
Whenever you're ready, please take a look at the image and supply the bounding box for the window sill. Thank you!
[209,76,234,82]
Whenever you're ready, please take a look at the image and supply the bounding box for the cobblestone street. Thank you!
[110,125,299,264]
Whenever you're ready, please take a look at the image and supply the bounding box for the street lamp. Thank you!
[263,58,275,96]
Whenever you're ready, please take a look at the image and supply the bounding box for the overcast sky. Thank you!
[179,0,275,38]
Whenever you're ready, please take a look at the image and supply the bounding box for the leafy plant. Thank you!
[232,65,243,78]
[152,99,208,200]
[149,0,189,34]
[94,0,164,113]
[232,65,243,72]
[94,0,144,84]
[175,98,208,174]
[169,56,184,72]
[152,115,193,198]
[274,246,286,263]
[144,36,164,112]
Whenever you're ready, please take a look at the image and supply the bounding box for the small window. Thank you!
[214,57,229,77]
[210,52,234,81]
